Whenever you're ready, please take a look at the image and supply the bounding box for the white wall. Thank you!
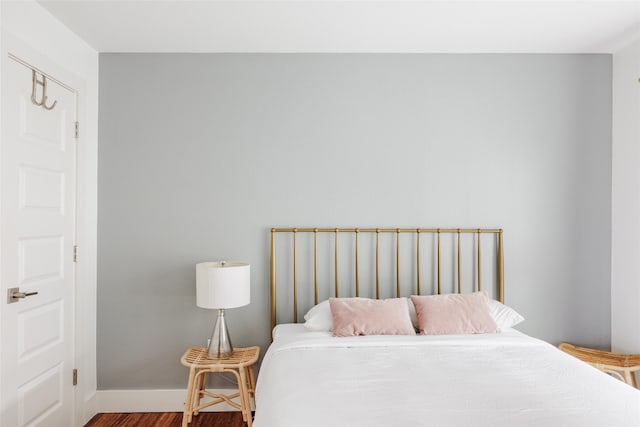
[611,38,640,354]
[0,1,99,424]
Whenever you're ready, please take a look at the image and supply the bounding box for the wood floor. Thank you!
[84,412,246,427]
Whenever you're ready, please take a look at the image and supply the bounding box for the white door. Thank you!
[1,55,77,427]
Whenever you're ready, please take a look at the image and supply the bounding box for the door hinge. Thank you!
[73,245,78,263]
[73,369,78,386]
[74,121,79,139]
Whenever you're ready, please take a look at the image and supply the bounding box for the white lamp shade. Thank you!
[196,261,250,309]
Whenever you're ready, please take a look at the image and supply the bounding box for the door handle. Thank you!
[7,287,38,304]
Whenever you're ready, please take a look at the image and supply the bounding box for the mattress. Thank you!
[254,325,640,427]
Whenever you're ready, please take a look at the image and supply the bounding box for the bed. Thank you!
[253,227,640,427]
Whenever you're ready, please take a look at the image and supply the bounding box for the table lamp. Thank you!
[196,261,250,358]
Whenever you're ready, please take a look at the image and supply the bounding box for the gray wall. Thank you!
[98,54,612,389]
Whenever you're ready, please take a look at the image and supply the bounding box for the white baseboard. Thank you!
[83,392,98,424]
[96,389,241,413]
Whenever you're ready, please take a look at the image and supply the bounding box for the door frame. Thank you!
[1,31,94,427]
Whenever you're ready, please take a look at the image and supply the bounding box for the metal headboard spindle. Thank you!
[355,229,360,297]
[270,227,504,331]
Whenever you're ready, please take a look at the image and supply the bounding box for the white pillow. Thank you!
[303,299,333,331]
[488,298,525,329]
[303,296,523,331]
[304,297,418,331]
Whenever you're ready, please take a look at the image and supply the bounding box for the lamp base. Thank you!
[207,309,233,358]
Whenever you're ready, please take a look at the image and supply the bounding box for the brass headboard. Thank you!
[270,227,504,331]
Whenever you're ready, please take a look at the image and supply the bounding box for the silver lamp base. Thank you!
[207,309,233,358]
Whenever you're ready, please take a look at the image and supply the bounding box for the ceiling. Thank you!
[37,0,640,53]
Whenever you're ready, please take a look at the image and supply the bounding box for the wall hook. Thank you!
[31,69,57,110]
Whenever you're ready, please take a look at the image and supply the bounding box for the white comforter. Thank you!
[253,325,640,427]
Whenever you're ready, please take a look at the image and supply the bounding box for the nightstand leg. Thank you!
[238,366,253,427]
[194,370,207,415]
[623,370,637,388]
[182,367,197,427]
[248,365,256,402]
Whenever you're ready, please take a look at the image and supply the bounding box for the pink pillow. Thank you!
[410,292,498,335]
[329,297,416,337]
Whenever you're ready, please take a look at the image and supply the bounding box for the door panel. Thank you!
[19,95,67,150]
[19,166,65,212]
[17,363,64,426]
[18,300,64,360]
[1,56,77,427]
[18,236,65,285]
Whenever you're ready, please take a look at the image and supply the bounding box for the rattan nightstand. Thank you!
[559,343,640,388]
[180,346,260,427]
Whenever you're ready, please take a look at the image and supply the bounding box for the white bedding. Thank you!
[254,325,640,427]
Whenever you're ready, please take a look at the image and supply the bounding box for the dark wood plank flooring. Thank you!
[84,412,246,427]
